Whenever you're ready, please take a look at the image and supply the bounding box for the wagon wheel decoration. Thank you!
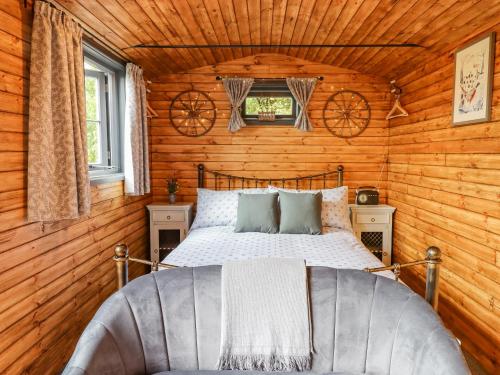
[323,90,371,138]
[169,90,216,137]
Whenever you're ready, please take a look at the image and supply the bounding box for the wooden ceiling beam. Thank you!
[129,43,423,49]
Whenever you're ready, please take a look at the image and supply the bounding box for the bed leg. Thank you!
[425,246,441,311]
[114,244,129,289]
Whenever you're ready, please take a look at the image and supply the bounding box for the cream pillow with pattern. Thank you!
[192,188,270,229]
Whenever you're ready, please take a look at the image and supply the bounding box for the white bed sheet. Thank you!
[164,226,394,279]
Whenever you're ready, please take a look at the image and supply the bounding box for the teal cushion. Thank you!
[279,191,322,234]
[235,193,279,233]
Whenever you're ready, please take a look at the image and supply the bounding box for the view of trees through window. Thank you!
[245,96,293,115]
[84,61,101,165]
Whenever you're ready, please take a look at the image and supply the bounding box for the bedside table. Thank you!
[147,203,193,266]
[349,204,396,266]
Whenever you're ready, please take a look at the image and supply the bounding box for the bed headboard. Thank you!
[197,164,344,190]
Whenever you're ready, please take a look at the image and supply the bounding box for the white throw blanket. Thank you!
[218,257,311,371]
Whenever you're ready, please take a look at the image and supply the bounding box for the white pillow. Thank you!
[268,185,352,231]
[191,188,270,229]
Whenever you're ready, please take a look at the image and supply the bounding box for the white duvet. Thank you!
[164,226,394,279]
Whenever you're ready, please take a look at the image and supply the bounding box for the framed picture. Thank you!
[452,32,496,126]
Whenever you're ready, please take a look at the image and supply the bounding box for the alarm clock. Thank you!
[356,187,379,205]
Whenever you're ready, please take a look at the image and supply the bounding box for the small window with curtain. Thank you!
[241,79,298,125]
[83,43,125,181]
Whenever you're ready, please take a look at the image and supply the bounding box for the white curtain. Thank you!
[286,78,317,132]
[124,63,150,195]
[222,78,254,132]
[28,1,90,222]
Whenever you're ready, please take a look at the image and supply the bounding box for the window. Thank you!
[84,43,125,181]
[241,79,298,125]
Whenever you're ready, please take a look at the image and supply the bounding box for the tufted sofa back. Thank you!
[63,266,469,375]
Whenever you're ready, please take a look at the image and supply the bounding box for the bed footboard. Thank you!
[113,245,442,311]
[363,246,442,311]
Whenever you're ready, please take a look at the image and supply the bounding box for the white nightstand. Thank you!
[147,203,193,266]
[349,204,396,266]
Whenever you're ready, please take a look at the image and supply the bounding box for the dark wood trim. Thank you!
[130,43,423,49]
[197,164,345,189]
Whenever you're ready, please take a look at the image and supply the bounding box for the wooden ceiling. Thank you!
[55,0,500,79]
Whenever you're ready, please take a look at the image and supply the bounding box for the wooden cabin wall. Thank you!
[0,2,151,374]
[388,29,500,373]
[150,54,390,203]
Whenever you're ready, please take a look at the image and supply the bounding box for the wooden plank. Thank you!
[387,25,500,373]
[185,0,227,63]
[320,0,379,65]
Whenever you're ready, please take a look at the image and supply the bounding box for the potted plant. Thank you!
[167,178,179,204]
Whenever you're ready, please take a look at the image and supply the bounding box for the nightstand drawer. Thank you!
[152,211,185,222]
[357,214,389,224]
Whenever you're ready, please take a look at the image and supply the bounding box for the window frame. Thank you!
[83,43,125,182]
[241,79,298,125]
[84,69,108,166]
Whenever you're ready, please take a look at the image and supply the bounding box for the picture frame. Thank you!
[452,32,496,126]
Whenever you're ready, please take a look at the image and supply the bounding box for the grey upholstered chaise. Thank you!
[63,267,469,375]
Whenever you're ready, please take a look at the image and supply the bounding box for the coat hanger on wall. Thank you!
[145,80,158,118]
[386,80,408,120]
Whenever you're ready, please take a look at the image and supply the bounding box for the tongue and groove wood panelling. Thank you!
[52,0,500,80]
[0,1,151,374]
[388,28,500,374]
[149,54,390,203]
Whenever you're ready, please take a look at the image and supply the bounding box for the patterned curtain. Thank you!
[286,78,317,132]
[124,63,150,195]
[222,78,254,132]
[27,1,90,222]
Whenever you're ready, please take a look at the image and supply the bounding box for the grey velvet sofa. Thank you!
[63,266,469,375]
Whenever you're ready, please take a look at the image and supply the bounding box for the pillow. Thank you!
[191,189,239,229]
[191,188,272,229]
[235,193,279,233]
[278,191,322,235]
[269,185,351,231]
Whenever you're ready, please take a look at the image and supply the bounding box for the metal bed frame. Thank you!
[114,164,442,311]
